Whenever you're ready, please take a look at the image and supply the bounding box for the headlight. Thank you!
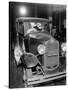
[37,44,46,55]
[61,43,66,52]
[14,46,23,64]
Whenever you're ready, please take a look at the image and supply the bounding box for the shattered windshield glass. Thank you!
[24,22,49,36]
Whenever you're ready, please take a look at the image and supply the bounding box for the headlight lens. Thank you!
[14,46,23,64]
[61,43,66,52]
[37,44,46,55]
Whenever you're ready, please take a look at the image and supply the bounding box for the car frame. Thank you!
[14,17,66,87]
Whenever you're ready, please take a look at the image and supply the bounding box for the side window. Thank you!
[18,23,24,34]
[24,22,31,36]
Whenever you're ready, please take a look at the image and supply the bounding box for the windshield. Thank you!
[24,22,49,36]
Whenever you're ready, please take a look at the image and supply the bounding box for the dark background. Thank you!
[9,2,66,88]
[9,2,66,45]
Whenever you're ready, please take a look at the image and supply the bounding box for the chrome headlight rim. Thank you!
[61,42,66,52]
[37,44,46,55]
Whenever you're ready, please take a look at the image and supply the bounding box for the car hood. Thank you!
[27,31,53,41]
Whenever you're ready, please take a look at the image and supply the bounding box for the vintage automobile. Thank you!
[14,17,66,87]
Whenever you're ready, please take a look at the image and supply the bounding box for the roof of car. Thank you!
[16,17,49,22]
